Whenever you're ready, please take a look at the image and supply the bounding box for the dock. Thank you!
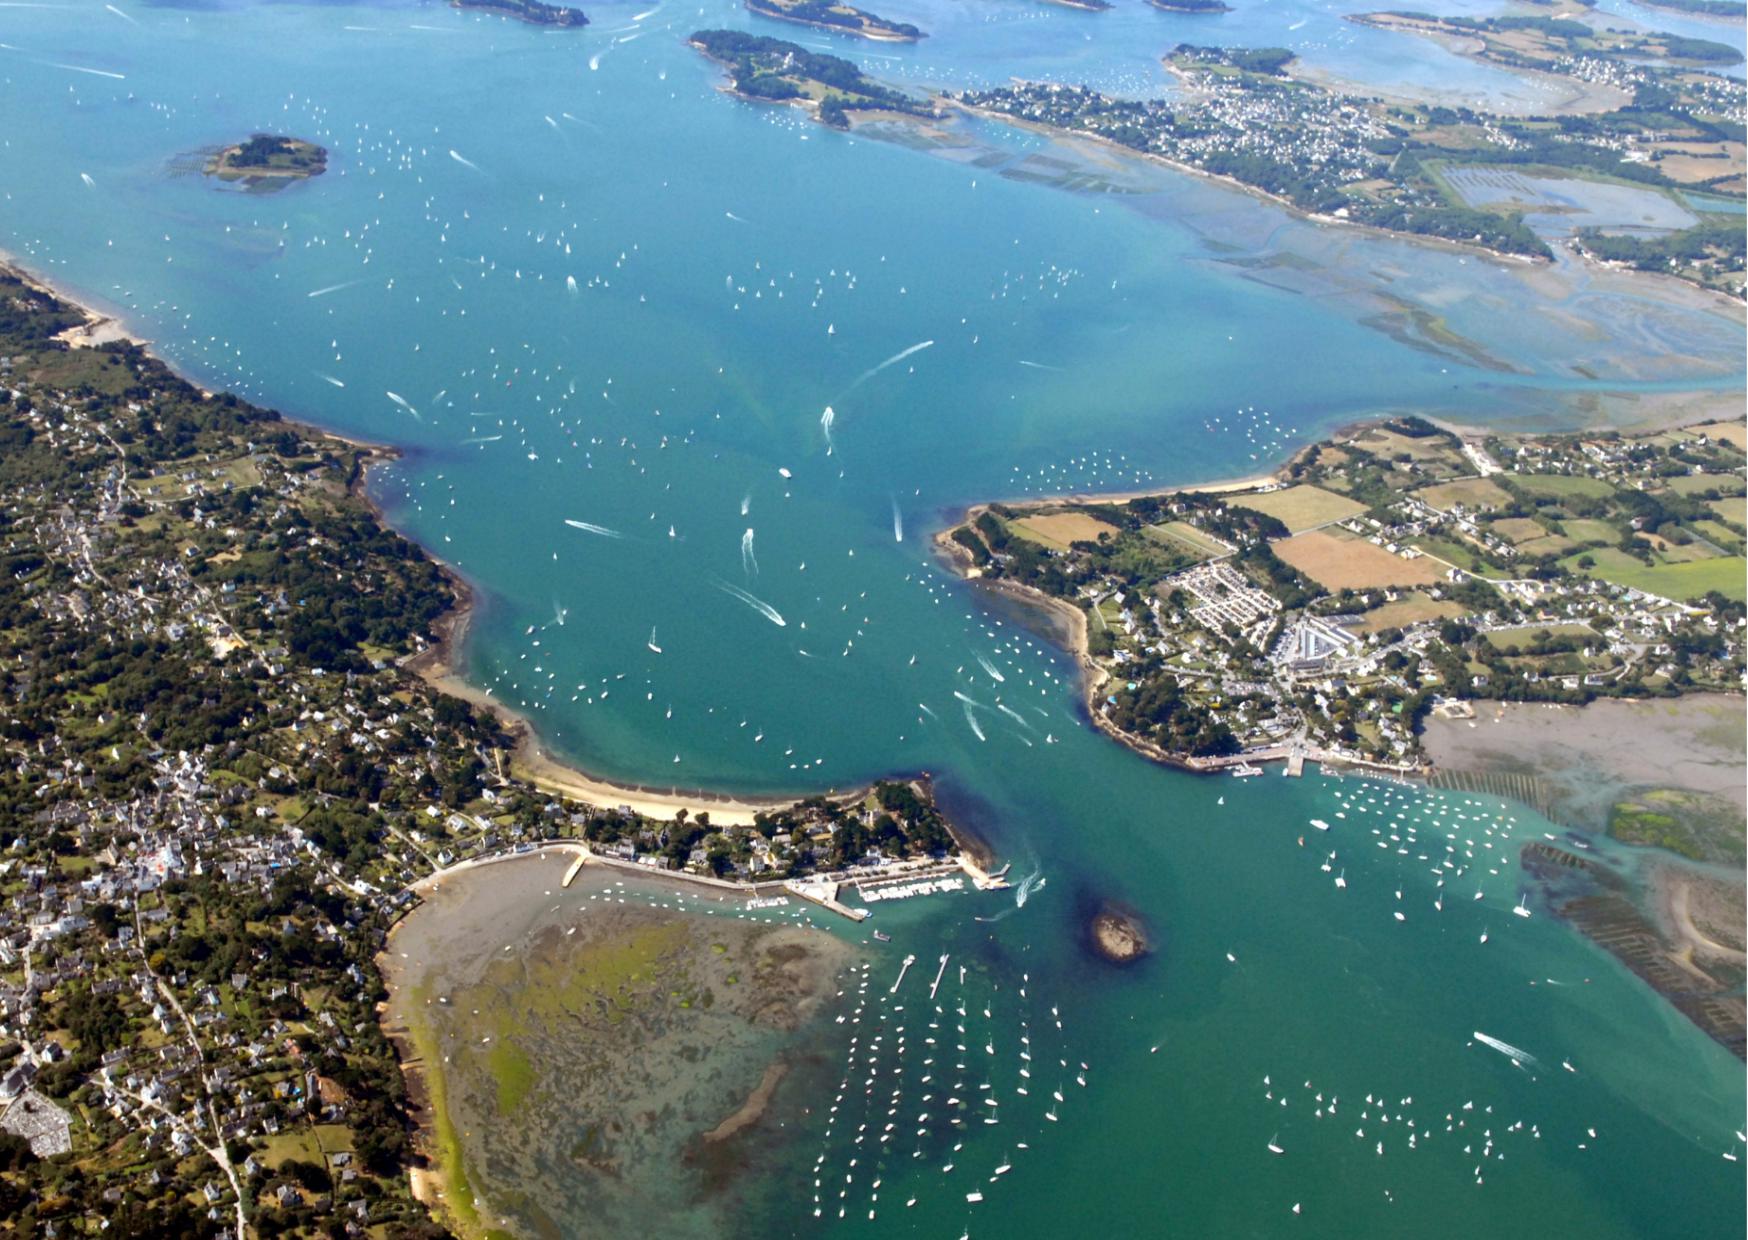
[784,877,870,922]
[890,953,917,994]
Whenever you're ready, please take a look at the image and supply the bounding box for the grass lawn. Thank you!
[1348,592,1466,635]
[1635,532,1719,563]
[1707,496,1746,526]
[1561,518,1619,545]
[1007,511,1121,552]
[1514,534,1577,557]
[1415,477,1514,511]
[1482,623,1596,650]
[1226,484,1367,533]
[262,1130,320,1169]
[1663,473,1744,497]
[1489,516,1549,544]
[1143,520,1230,559]
[1409,535,1505,575]
[1562,547,1748,601]
[1692,520,1743,554]
[1506,473,1613,501]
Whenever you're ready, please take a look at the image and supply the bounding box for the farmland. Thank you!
[1274,529,1445,590]
[1227,484,1367,532]
[1417,477,1513,511]
[1009,510,1122,551]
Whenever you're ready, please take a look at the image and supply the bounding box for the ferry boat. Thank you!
[872,929,891,942]
[1229,762,1264,778]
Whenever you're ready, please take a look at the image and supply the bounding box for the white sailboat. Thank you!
[646,626,662,654]
[1267,1134,1284,1154]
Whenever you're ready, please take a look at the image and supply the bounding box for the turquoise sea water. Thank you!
[2,2,1743,1236]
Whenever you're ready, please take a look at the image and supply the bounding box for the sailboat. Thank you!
[647,626,662,654]
[1267,1134,1284,1154]
[1512,894,1532,918]
[1334,869,1346,889]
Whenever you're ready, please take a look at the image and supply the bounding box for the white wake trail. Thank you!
[714,579,786,627]
[563,518,623,539]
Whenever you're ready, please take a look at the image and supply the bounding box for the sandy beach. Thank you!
[0,254,150,349]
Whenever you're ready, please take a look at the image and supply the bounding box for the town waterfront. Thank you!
[2,1,1743,1236]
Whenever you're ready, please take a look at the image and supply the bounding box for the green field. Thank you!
[1409,535,1505,575]
[1560,518,1619,545]
[1507,473,1613,500]
[1226,484,1367,533]
[1562,547,1748,602]
[1415,476,1514,511]
[1514,534,1576,558]
[1663,473,1745,497]
[1707,496,1746,525]
[1693,520,1744,554]
[1143,520,1230,559]
[1489,516,1549,544]
[1482,623,1596,650]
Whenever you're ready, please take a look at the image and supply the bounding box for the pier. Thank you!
[890,954,917,994]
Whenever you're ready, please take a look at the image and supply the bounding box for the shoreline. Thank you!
[943,97,1562,276]
[744,2,923,43]
[0,251,907,832]
[1332,15,1634,118]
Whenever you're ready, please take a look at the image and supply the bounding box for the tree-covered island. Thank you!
[452,0,589,27]
[690,29,938,128]
[938,416,1745,774]
[203,134,327,184]
[745,0,924,43]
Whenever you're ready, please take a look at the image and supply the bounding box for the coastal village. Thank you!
[941,414,1747,788]
[955,27,1746,294]
[0,270,986,1234]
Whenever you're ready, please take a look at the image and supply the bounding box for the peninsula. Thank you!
[955,35,1747,292]
[745,0,924,42]
[937,415,1746,775]
[452,0,589,26]
[0,263,990,1233]
[203,133,327,183]
[690,29,937,127]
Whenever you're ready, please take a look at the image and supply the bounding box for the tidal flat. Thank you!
[380,854,859,1239]
[1426,695,1747,1053]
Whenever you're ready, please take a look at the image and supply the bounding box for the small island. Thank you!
[203,134,327,184]
[453,0,589,26]
[1089,905,1150,963]
[690,29,938,128]
[1045,0,1113,10]
[1149,0,1233,12]
[745,0,924,43]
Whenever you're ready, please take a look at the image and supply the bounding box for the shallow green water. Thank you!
[2,2,1743,1236]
